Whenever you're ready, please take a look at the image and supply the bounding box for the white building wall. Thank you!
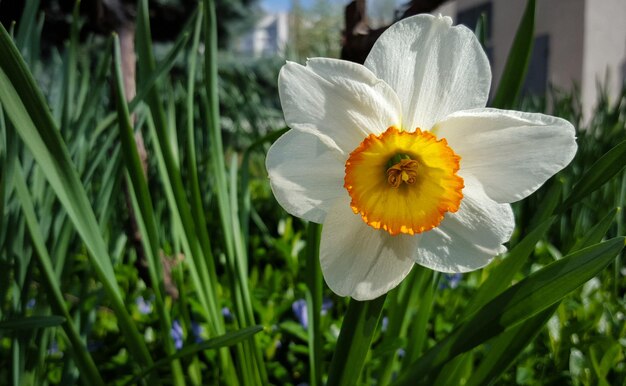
[581,0,626,118]
[434,0,626,120]
[236,12,290,57]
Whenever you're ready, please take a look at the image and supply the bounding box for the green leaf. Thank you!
[490,0,535,109]
[112,34,186,385]
[589,339,622,385]
[528,177,563,229]
[130,15,194,112]
[465,217,554,312]
[474,13,487,48]
[569,208,619,253]
[0,316,65,330]
[561,140,626,210]
[327,295,386,386]
[304,223,323,386]
[0,21,155,372]
[465,304,559,386]
[393,237,625,386]
[13,161,104,385]
[125,325,264,385]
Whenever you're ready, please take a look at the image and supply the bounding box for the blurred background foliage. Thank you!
[0,0,624,385]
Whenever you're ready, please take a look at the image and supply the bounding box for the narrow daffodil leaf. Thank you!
[304,223,323,386]
[465,217,555,312]
[13,161,105,385]
[125,325,264,386]
[0,22,155,372]
[490,0,535,108]
[464,207,620,385]
[528,177,563,229]
[393,237,625,386]
[465,303,559,386]
[327,295,387,386]
[474,13,487,48]
[0,316,65,330]
[562,139,626,210]
[569,208,619,253]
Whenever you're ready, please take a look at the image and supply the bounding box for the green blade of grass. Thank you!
[112,35,186,386]
[182,2,222,302]
[0,22,155,375]
[201,0,265,382]
[135,0,224,343]
[130,16,194,112]
[15,0,41,56]
[59,0,80,132]
[12,161,104,385]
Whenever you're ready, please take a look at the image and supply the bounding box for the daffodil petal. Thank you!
[266,129,345,223]
[320,198,417,300]
[364,14,490,132]
[435,108,577,203]
[279,58,402,154]
[414,177,514,272]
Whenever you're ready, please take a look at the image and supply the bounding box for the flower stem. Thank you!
[327,294,387,386]
[305,223,323,386]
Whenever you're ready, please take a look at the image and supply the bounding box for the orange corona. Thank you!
[344,126,464,235]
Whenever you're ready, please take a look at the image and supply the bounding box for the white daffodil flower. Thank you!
[266,14,577,301]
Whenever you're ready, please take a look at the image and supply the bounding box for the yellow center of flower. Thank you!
[344,126,464,236]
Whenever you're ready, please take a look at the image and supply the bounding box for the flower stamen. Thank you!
[387,159,419,187]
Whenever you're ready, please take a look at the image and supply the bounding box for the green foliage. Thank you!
[288,0,343,60]
[0,0,625,385]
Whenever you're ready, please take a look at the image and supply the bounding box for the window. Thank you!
[522,34,550,97]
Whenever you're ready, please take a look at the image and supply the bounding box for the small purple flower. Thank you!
[222,307,233,321]
[381,316,389,332]
[397,348,406,358]
[439,273,463,290]
[321,298,333,316]
[47,340,60,356]
[171,320,184,350]
[26,298,36,310]
[136,296,152,315]
[87,341,103,352]
[191,321,204,343]
[292,299,308,329]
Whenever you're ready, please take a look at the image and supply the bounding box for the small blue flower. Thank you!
[26,298,36,310]
[439,273,463,290]
[222,307,233,321]
[87,341,103,352]
[171,320,184,350]
[47,340,59,356]
[381,316,389,332]
[292,299,308,329]
[321,298,333,315]
[397,348,406,358]
[136,296,152,315]
[191,321,204,343]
